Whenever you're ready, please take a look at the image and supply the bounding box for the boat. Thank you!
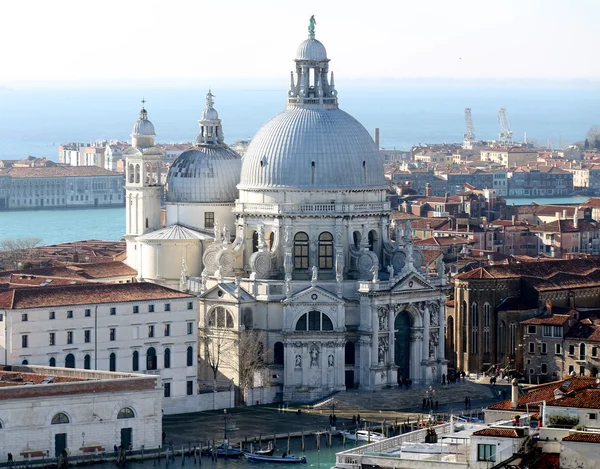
[201,445,244,458]
[339,430,386,442]
[243,445,275,456]
[245,454,307,464]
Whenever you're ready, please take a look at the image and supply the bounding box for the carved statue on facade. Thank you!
[429,331,439,359]
[378,337,388,364]
[370,264,378,282]
[378,308,388,331]
[180,258,188,292]
[284,225,292,247]
[310,345,319,368]
[429,302,440,326]
[213,219,220,241]
[295,354,302,368]
[222,224,230,243]
[437,255,445,278]
[387,264,394,280]
[328,354,334,367]
[308,15,316,37]
[257,225,266,250]
[311,265,319,284]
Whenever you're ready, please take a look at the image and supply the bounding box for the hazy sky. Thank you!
[0,0,597,84]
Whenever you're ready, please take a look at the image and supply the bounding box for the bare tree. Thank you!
[198,327,237,391]
[0,237,43,270]
[586,126,600,149]
[237,329,266,391]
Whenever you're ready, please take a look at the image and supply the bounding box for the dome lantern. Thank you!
[131,98,156,149]
[196,90,224,145]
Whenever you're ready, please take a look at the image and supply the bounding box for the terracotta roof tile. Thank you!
[521,314,570,326]
[562,432,600,443]
[0,166,121,178]
[472,428,524,438]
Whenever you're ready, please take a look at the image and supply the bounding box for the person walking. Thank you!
[464,397,469,410]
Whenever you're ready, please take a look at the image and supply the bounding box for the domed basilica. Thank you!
[124,19,447,400]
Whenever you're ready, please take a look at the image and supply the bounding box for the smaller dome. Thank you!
[201,107,219,121]
[132,109,155,136]
[296,38,327,61]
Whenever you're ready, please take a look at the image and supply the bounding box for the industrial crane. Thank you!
[498,108,513,146]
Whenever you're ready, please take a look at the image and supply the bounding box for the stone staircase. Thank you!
[313,380,497,411]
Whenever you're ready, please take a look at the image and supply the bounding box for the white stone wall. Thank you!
[560,440,600,469]
[165,390,236,415]
[0,297,198,412]
[165,203,235,234]
[0,386,161,461]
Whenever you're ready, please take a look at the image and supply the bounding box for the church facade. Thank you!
[124,20,448,401]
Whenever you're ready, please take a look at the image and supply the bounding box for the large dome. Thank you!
[239,107,385,190]
[296,38,327,61]
[166,146,241,203]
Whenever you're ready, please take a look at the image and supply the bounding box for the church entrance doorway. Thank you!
[345,370,354,389]
[394,313,411,382]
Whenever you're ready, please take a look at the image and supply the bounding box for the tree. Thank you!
[584,138,590,150]
[586,126,600,149]
[0,237,43,270]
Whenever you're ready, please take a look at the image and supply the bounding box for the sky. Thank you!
[0,0,598,85]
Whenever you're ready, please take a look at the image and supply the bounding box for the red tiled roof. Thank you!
[547,389,600,409]
[562,432,600,443]
[0,261,136,282]
[521,314,570,326]
[0,282,193,309]
[0,370,85,386]
[0,166,121,178]
[472,428,524,438]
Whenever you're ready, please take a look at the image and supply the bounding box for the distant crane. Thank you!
[498,108,513,146]
[463,108,475,149]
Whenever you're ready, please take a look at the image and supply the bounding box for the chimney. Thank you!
[511,215,516,225]
[488,254,494,265]
[562,209,567,219]
[555,211,561,219]
[374,128,380,149]
[545,299,553,315]
[510,378,519,409]
[574,207,579,228]
[425,183,432,197]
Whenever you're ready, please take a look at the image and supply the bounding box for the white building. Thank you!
[125,19,448,402]
[0,282,197,414]
[0,365,161,462]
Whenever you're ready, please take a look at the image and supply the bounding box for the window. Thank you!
[117,407,135,419]
[318,232,334,269]
[187,346,194,366]
[164,348,171,369]
[528,342,535,353]
[51,413,70,425]
[499,321,506,354]
[67,331,73,344]
[274,342,284,365]
[65,353,75,368]
[22,313,28,322]
[110,328,116,341]
[580,343,586,360]
[477,444,496,462]
[49,357,56,367]
[109,307,116,316]
[187,302,193,310]
[483,303,490,354]
[147,347,157,370]
[208,307,234,328]
[148,304,155,313]
[295,311,334,331]
[556,343,562,355]
[49,332,55,346]
[187,381,193,396]
[541,343,547,354]
[293,232,309,270]
[470,303,478,354]
[49,311,55,320]
[589,413,597,420]
[132,351,139,371]
[109,352,117,371]
[84,354,91,370]
[187,322,194,335]
[543,325,552,337]
[84,330,91,343]
[133,305,139,314]
[165,303,171,312]
[580,366,586,376]
[164,382,171,398]
[21,335,28,348]
[593,347,598,358]
[553,326,562,338]
[528,325,537,334]
[569,345,575,355]
[67,310,73,319]
[85,309,91,317]
[204,212,214,229]
[164,324,171,337]
[569,365,574,374]
[541,363,548,374]
[148,325,155,338]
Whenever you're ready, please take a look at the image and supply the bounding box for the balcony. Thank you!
[234,201,391,215]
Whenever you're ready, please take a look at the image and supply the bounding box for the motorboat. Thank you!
[245,454,307,464]
[201,445,244,458]
[243,445,275,456]
[339,430,386,442]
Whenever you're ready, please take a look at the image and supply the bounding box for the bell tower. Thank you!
[124,100,163,268]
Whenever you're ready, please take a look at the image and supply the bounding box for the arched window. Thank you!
[499,321,506,354]
[580,343,586,360]
[447,316,455,349]
[21,359,28,365]
[134,164,140,184]
[471,302,479,354]
[345,342,355,365]
[208,307,234,329]
[252,231,258,253]
[147,347,157,371]
[509,322,517,356]
[483,303,491,354]
[65,353,75,369]
[84,354,91,370]
[109,352,117,372]
[117,407,135,419]
[353,231,361,249]
[274,342,284,365]
[49,357,56,367]
[368,230,378,253]
[461,301,467,351]
[164,348,171,369]
[295,311,334,331]
[132,351,139,371]
[318,232,334,269]
[294,232,309,270]
[51,413,69,425]
[128,164,134,183]
[187,346,194,367]
[268,232,275,252]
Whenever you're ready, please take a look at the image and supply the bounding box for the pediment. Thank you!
[199,282,254,303]
[391,271,436,292]
[283,285,344,305]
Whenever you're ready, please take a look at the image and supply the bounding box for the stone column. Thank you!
[359,336,372,390]
[422,303,430,364]
[410,330,422,382]
[438,301,446,361]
